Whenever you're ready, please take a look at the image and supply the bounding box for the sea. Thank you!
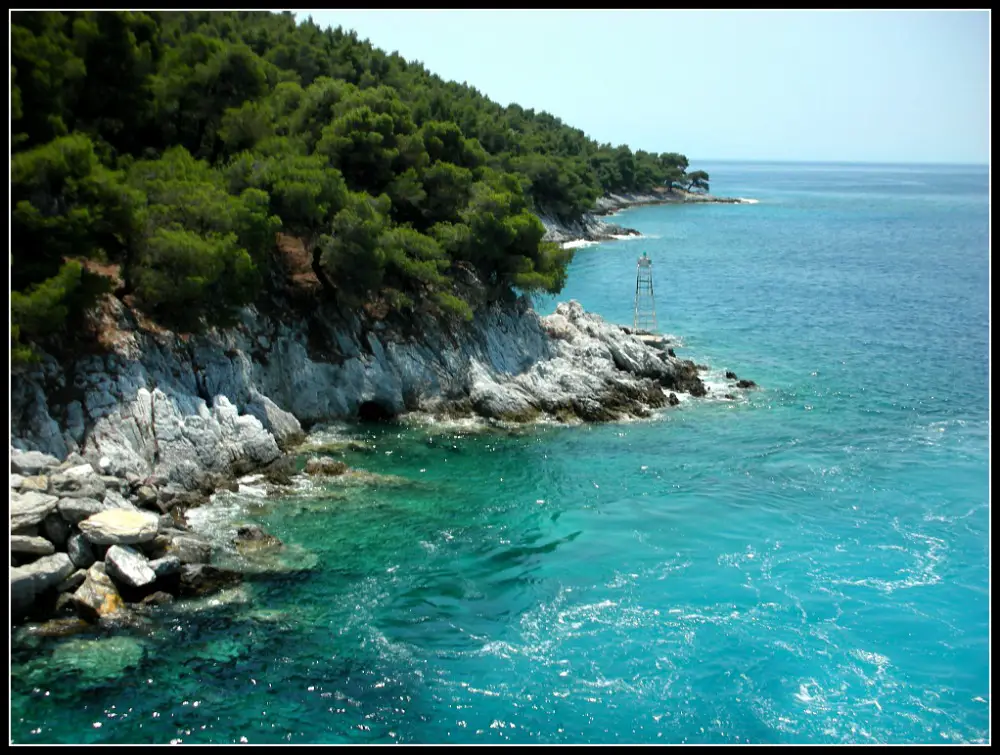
[10,161,990,744]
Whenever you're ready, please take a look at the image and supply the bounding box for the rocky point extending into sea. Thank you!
[540,187,756,246]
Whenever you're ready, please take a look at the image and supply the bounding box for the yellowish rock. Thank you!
[78,508,159,545]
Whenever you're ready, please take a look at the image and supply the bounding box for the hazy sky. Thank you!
[290,10,989,165]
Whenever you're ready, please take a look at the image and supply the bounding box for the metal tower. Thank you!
[633,252,658,334]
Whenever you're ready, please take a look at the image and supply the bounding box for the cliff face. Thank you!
[11,296,705,494]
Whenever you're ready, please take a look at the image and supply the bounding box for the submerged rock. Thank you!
[16,617,92,640]
[233,524,283,554]
[736,379,758,389]
[50,635,146,680]
[177,564,242,597]
[304,457,348,476]
[139,591,175,606]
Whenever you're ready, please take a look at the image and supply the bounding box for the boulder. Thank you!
[244,390,305,449]
[71,562,126,620]
[78,509,159,546]
[166,534,213,564]
[58,452,88,470]
[57,496,109,525]
[43,513,71,548]
[58,568,89,593]
[103,489,136,511]
[100,476,125,493]
[260,454,296,486]
[11,552,75,617]
[725,370,739,380]
[10,450,61,476]
[10,535,56,557]
[48,472,106,500]
[135,485,159,510]
[304,457,349,476]
[63,463,97,479]
[79,509,159,545]
[11,490,59,529]
[18,475,50,492]
[67,533,97,569]
[105,545,157,588]
[10,473,25,490]
[736,379,757,389]
[148,555,182,578]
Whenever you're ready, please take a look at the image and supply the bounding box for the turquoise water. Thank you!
[11,162,990,744]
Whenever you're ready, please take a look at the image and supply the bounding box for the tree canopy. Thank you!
[11,10,709,362]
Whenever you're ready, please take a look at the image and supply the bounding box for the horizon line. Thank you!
[695,157,989,167]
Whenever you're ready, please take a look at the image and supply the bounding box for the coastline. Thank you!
[541,188,757,248]
[10,293,757,630]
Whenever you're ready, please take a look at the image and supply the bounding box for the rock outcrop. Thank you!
[539,189,755,246]
[10,293,746,624]
[9,450,218,623]
[12,297,708,495]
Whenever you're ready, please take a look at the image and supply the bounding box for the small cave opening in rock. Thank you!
[357,400,396,423]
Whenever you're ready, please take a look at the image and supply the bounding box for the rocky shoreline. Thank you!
[540,188,756,246]
[11,295,756,629]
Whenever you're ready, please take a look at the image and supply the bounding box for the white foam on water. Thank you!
[560,239,599,250]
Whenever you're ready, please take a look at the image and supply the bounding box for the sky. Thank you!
[289,10,989,165]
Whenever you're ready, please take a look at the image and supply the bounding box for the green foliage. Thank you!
[131,226,257,331]
[10,10,704,358]
[226,151,348,238]
[11,133,138,289]
[11,260,85,339]
[126,147,273,329]
[684,169,711,193]
[432,291,473,322]
[11,260,111,362]
[319,192,391,298]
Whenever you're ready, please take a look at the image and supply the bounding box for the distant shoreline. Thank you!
[541,188,757,249]
[593,187,757,216]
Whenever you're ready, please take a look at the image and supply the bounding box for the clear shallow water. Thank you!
[11,162,990,744]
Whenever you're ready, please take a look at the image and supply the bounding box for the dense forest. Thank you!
[11,11,709,363]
